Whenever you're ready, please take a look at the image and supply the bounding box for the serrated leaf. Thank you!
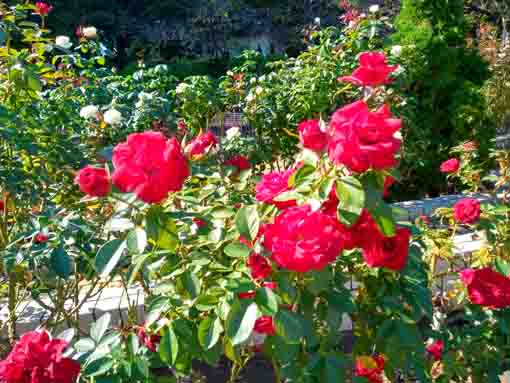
[336,177,365,227]
[198,316,223,350]
[95,239,127,278]
[126,228,147,254]
[256,287,279,315]
[274,310,304,344]
[224,242,251,258]
[160,325,179,365]
[235,206,260,242]
[226,301,258,346]
[91,313,111,343]
[75,338,96,352]
[50,246,72,279]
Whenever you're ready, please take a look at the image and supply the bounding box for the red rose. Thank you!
[137,326,161,353]
[35,2,53,15]
[35,232,50,244]
[460,268,510,308]
[439,158,460,173]
[339,51,397,87]
[362,227,411,271]
[453,198,481,224]
[426,340,444,361]
[74,166,110,197]
[354,355,386,383]
[298,119,327,152]
[225,155,251,171]
[253,316,276,335]
[328,101,402,173]
[0,330,80,383]
[112,132,189,204]
[255,168,296,209]
[185,131,218,159]
[192,217,207,228]
[247,253,271,280]
[264,205,344,272]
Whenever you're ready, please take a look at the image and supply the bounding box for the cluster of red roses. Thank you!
[0,331,80,383]
[240,52,411,337]
[75,130,251,204]
[252,51,410,274]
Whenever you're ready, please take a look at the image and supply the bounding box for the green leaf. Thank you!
[50,246,72,279]
[126,228,147,254]
[198,316,223,350]
[74,338,95,352]
[256,287,279,316]
[235,205,260,242]
[91,313,111,343]
[226,301,258,346]
[496,258,510,277]
[160,325,179,365]
[95,239,127,278]
[145,297,170,327]
[274,310,304,344]
[181,271,201,299]
[224,243,252,258]
[336,177,365,227]
[365,181,396,236]
[127,333,140,356]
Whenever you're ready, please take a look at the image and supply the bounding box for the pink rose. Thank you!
[298,119,327,152]
[74,166,110,197]
[453,198,481,224]
[439,158,460,173]
[0,330,80,383]
[339,51,398,87]
[112,132,189,204]
[263,205,344,272]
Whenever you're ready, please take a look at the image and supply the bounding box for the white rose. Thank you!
[104,109,122,125]
[369,5,380,13]
[55,35,72,49]
[227,70,234,77]
[258,75,266,82]
[79,105,99,119]
[250,77,257,84]
[176,83,189,95]
[226,127,241,140]
[255,86,264,95]
[246,93,255,103]
[82,26,97,39]
[391,45,402,56]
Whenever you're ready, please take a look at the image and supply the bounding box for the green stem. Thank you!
[7,273,17,346]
